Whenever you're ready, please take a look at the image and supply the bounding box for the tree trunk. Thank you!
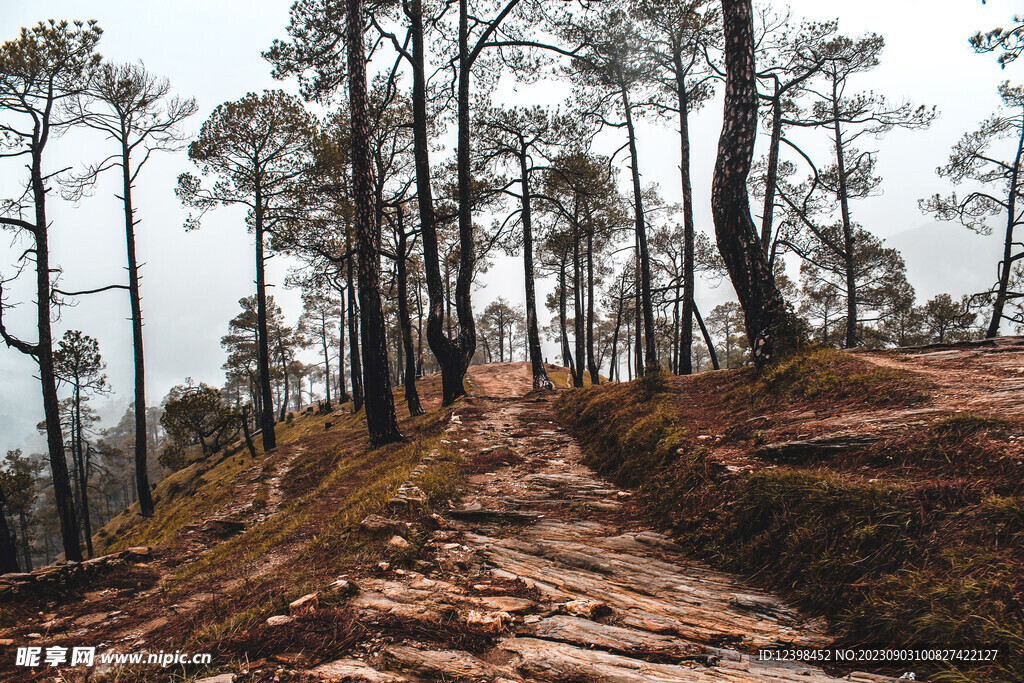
[278,336,290,422]
[558,257,575,380]
[0,488,18,573]
[346,231,364,412]
[120,147,154,517]
[18,511,32,571]
[253,187,277,450]
[633,249,644,377]
[711,0,788,366]
[518,148,552,390]
[32,146,82,561]
[572,225,585,388]
[761,85,783,261]
[586,229,598,384]
[75,387,93,558]
[831,90,858,349]
[396,213,425,416]
[988,115,1024,337]
[622,89,658,373]
[337,284,348,401]
[348,0,403,446]
[693,299,720,370]
[675,57,696,376]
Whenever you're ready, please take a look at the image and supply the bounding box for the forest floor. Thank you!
[4,341,1023,682]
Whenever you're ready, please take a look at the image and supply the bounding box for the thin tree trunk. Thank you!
[277,336,290,422]
[988,116,1024,337]
[347,0,403,446]
[0,488,18,573]
[18,511,32,571]
[337,284,348,401]
[253,187,277,450]
[518,148,552,390]
[586,229,598,384]
[831,90,858,349]
[75,387,93,558]
[675,56,696,376]
[396,212,425,416]
[29,142,82,560]
[346,231,364,412]
[711,0,787,366]
[622,89,657,372]
[119,146,154,517]
[558,257,575,380]
[693,299,720,370]
[633,248,644,377]
[572,226,585,388]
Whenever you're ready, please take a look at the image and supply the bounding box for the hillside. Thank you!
[0,348,1020,682]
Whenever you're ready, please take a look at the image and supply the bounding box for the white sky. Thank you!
[1,0,1019,454]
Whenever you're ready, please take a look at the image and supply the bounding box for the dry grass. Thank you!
[555,353,1023,683]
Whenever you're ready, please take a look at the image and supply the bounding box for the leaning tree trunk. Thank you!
[988,119,1024,337]
[518,149,553,390]
[253,189,277,450]
[347,0,403,446]
[711,0,788,366]
[120,148,154,517]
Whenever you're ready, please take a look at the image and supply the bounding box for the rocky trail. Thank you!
[299,364,898,683]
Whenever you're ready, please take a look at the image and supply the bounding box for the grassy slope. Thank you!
[66,377,466,677]
[556,349,1023,683]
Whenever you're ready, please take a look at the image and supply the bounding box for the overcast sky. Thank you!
[1,0,1018,455]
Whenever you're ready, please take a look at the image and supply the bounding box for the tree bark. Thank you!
[711,0,787,366]
[518,147,553,390]
[253,185,277,450]
[396,211,425,416]
[693,298,720,370]
[346,231,364,412]
[586,229,598,384]
[119,145,155,517]
[831,88,858,349]
[0,487,18,573]
[622,89,658,373]
[988,114,1024,337]
[348,0,403,446]
[33,145,82,561]
[572,224,585,387]
[558,257,575,380]
[675,57,696,375]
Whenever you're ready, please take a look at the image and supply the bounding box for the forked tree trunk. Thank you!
[711,0,787,365]
[347,0,403,446]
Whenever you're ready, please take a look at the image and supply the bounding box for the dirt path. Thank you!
[311,365,891,682]
[853,337,1024,418]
